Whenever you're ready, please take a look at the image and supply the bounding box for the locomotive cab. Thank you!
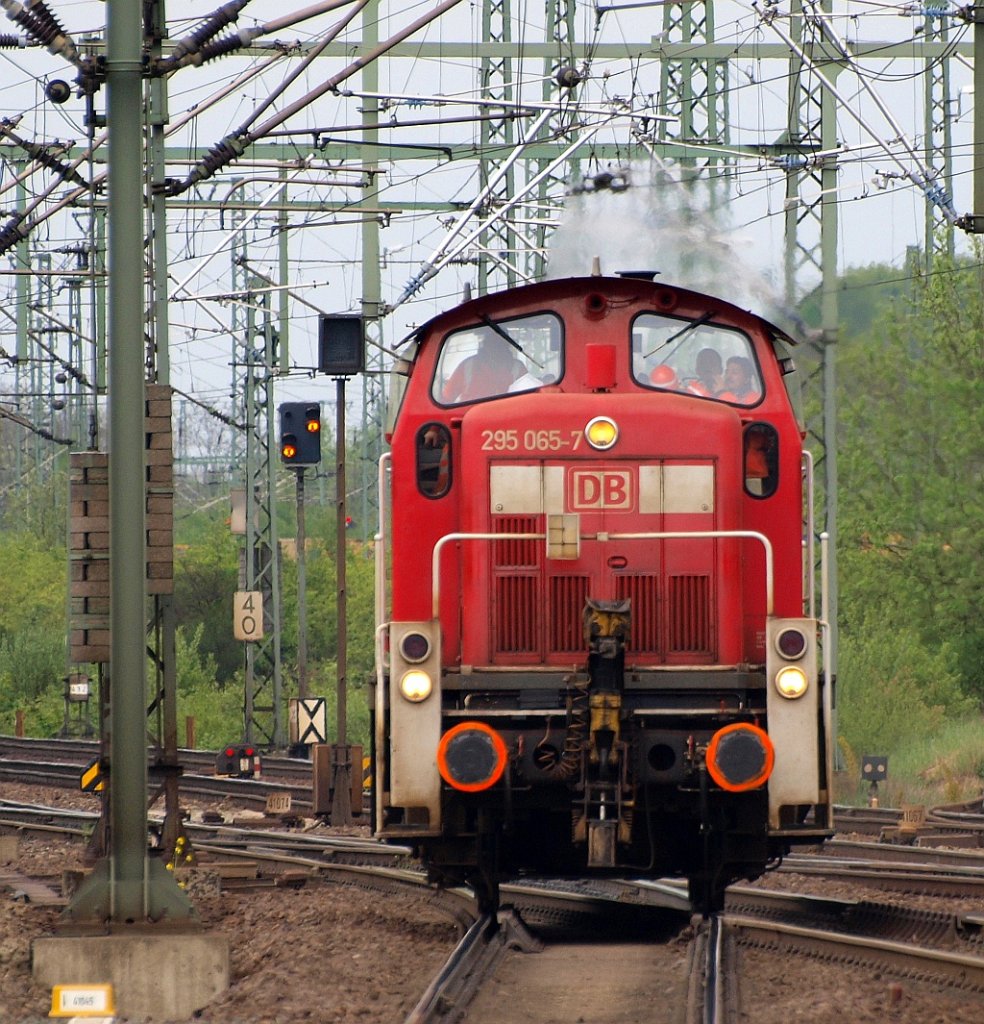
[375,274,833,911]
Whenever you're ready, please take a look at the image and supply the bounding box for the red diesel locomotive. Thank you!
[374,269,833,911]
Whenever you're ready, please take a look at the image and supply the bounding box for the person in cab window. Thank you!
[443,334,524,403]
[718,355,761,403]
[686,347,724,397]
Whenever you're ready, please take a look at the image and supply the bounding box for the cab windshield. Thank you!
[433,312,563,406]
[631,312,762,405]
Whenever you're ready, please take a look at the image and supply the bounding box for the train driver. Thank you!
[442,333,525,403]
[686,347,724,396]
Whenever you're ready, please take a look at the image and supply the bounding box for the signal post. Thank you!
[279,402,321,754]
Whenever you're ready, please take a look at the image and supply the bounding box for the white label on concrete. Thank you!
[51,983,114,1016]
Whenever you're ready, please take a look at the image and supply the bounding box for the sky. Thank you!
[0,0,979,431]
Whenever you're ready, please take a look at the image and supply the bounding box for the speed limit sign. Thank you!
[233,591,264,641]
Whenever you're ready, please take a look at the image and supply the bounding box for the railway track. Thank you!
[0,734,315,780]
[6,795,984,1023]
[8,740,984,1022]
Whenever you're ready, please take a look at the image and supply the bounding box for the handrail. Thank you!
[374,452,392,836]
[375,452,391,632]
[802,449,816,619]
[431,529,775,618]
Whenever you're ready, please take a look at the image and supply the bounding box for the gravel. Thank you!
[3,783,984,1023]
[1,783,458,1023]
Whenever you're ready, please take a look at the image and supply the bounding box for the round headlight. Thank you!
[775,666,808,699]
[399,669,433,702]
[775,627,807,660]
[400,631,431,663]
[585,416,618,450]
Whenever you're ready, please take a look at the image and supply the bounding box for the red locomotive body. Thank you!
[375,273,832,910]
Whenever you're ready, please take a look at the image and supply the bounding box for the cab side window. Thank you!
[417,423,452,498]
[743,423,779,498]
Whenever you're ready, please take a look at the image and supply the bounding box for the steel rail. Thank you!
[727,912,984,991]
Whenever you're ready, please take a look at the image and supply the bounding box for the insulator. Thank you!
[170,0,249,61]
[195,28,254,65]
[554,65,581,89]
[2,2,37,37]
[184,134,248,189]
[32,148,87,186]
[190,0,248,47]
[0,215,29,256]
[23,0,66,34]
[14,0,78,61]
[0,33,24,47]
[19,0,60,43]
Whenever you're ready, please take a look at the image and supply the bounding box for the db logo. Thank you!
[570,470,633,510]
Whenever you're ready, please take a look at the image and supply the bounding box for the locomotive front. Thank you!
[375,275,833,910]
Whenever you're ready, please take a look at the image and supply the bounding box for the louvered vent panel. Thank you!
[549,575,590,653]
[493,516,539,567]
[494,575,538,653]
[668,574,712,653]
[616,575,660,654]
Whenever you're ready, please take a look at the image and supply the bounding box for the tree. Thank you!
[835,247,984,713]
[173,519,243,683]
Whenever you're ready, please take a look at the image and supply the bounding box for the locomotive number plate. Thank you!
[481,428,583,452]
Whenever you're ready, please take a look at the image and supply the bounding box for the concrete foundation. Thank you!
[33,934,230,1020]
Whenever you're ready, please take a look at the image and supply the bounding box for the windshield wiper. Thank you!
[644,310,716,360]
[481,314,544,369]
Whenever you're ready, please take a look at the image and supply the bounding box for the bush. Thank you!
[837,624,971,758]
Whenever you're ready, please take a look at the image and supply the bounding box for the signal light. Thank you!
[216,745,258,778]
[279,402,322,465]
[775,666,809,699]
[775,627,807,660]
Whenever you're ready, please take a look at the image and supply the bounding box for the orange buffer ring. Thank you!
[437,721,508,793]
[706,722,775,793]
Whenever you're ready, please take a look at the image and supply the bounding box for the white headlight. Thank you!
[775,666,808,699]
[399,669,433,702]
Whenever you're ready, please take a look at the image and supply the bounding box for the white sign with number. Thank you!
[233,591,264,641]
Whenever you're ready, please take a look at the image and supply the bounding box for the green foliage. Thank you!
[833,247,984,759]
[279,535,378,692]
[174,623,221,693]
[0,531,66,640]
[836,623,970,756]
[799,261,907,337]
[0,630,65,703]
[173,520,243,683]
[0,460,70,550]
[170,623,252,749]
[0,687,67,738]
[838,715,984,807]
[177,678,245,750]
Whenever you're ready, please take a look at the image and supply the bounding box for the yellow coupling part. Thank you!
[588,693,622,763]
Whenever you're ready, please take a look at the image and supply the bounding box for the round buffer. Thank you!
[706,722,775,793]
[437,721,508,792]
